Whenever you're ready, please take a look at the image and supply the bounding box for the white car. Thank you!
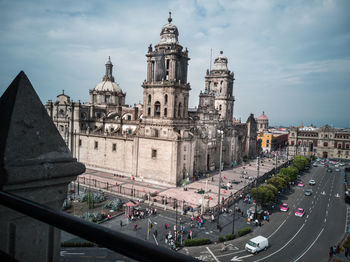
[309,180,316,185]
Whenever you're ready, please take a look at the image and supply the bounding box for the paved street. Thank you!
[180,165,348,262]
[60,164,349,262]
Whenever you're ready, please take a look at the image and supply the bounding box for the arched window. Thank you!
[148,94,151,105]
[154,101,161,117]
[147,107,151,116]
[324,142,328,147]
[164,108,167,117]
[178,103,182,118]
[164,94,168,104]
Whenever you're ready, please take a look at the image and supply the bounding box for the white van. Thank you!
[245,236,269,254]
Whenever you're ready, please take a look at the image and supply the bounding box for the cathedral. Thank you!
[45,14,257,186]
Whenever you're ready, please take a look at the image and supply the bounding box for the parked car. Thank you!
[309,179,316,185]
[297,182,305,187]
[327,168,333,173]
[336,168,340,172]
[305,189,313,196]
[280,203,289,212]
[295,208,305,217]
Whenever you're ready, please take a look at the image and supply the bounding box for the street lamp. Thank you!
[217,130,224,229]
[232,203,237,235]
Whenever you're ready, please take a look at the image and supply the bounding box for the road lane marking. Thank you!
[231,254,254,261]
[267,219,287,239]
[254,224,305,262]
[293,228,324,262]
[206,247,220,262]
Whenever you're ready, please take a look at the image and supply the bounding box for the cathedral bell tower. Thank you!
[205,51,235,123]
[142,12,191,122]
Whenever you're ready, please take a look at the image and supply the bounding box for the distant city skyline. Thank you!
[1,0,349,128]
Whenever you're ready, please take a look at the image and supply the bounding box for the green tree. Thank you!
[267,176,287,191]
[251,185,277,206]
[293,155,309,171]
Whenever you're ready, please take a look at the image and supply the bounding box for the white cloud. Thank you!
[0,0,349,127]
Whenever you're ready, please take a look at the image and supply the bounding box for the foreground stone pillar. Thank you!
[0,71,85,262]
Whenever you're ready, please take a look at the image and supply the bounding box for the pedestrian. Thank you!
[333,246,337,254]
[336,244,340,254]
[255,219,259,226]
[345,247,349,257]
[165,223,168,230]
[134,224,137,231]
[259,221,262,227]
[189,229,193,239]
[154,229,158,238]
[329,246,333,257]
[120,220,123,228]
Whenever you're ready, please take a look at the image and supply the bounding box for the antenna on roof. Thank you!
[209,48,212,71]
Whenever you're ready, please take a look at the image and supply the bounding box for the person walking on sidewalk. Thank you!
[165,223,168,230]
[120,220,123,229]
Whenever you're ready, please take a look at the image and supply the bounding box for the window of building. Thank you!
[59,125,64,131]
[324,142,328,147]
[184,146,187,152]
[154,101,161,117]
[105,95,110,103]
[219,105,222,110]
[112,144,116,151]
[152,149,157,159]
[346,151,349,155]
[148,94,151,104]
[151,61,155,81]
[178,103,182,118]
[94,141,98,149]
[127,115,131,121]
[325,134,328,138]
[214,82,217,87]
[147,107,151,116]
[346,144,350,149]
[164,94,168,104]
[184,155,186,160]
[154,129,159,137]
[128,129,132,134]
[164,108,167,117]
[338,144,342,149]
[79,139,82,146]
[291,141,295,146]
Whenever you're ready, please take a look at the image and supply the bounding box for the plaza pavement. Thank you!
[78,157,286,210]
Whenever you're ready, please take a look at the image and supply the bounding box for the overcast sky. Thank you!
[1,0,349,128]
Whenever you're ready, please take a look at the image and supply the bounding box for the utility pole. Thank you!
[256,157,260,187]
[232,204,236,234]
[217,130,224,229]
[275,152,278,174]
[175,199,178,240]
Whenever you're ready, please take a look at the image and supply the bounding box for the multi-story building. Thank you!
[45,14,257,186]
[288,125,350,160]
[256,112,288,153]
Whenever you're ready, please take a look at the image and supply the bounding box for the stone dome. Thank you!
[159,12,179,45]
[213,51,228,70]
[94,81,122,93]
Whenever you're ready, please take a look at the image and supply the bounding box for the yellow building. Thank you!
[257,132,273,152]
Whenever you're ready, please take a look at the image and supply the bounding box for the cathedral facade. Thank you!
[45,15,257,186]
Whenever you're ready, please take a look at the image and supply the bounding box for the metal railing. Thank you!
[0,191,199,262]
